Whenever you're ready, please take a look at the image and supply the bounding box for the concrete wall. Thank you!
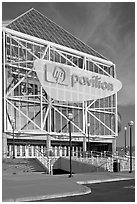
[53,157,106,173]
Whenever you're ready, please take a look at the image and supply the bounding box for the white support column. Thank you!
[82,101,85,132]
[114,64,117,154]
[54,146,57,157]
[114,94,118,154]
[104,151,106,157]
[15,145,17,158]
[49,98,52,133]
[76,146,78,157]
[40,86,43,129]
[27,146,30,157]
[9,145,12,157]
[64,146,67,157]
[83,101,87,152]
[84,57,87,153]
[28,145,31,157]
[72,146,75,157]
[91,155,94,165]
[3,31,6,133]
[20,145,22,157]
[59,146,62,157]
[25,145,28,158]
[32,146,34,157]
[68,146,70,156]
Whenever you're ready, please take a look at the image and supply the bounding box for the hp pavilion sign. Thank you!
[34,59,122,102]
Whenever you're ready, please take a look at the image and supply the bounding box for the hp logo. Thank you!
[52,66,66,84]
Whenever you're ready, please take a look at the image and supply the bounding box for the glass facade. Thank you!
[3,33,117,138]
[2,9,118,155]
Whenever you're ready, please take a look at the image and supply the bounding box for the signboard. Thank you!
[34,59,122,102]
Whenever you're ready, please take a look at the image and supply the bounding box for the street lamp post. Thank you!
[128,121,134,173]
[68,113,73,178]
[87,123,90,156]
[124,127,127,156]
[11,117,15,159]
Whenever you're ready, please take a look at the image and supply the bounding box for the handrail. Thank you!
[34,148,51,174]
[34,147,59,174]
[5,146,135,173]
[71,150,135,172]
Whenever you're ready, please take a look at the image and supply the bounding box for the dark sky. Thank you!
[2,2,135,147]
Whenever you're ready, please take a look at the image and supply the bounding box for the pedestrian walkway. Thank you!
[2,171,135,202]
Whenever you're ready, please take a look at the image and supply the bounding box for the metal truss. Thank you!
[2,28,118,141]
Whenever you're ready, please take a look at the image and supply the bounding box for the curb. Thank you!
[77,177,134,184]
[3,185,91,202]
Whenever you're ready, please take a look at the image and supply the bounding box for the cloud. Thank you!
[49,2,135,106]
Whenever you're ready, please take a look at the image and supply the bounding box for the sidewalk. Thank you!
[2,171,135,202]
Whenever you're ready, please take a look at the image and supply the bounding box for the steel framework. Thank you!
[2,27,118,145]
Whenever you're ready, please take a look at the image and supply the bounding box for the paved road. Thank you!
[33,179,135,202]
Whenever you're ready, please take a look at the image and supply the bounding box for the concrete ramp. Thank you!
[53,157,107,173]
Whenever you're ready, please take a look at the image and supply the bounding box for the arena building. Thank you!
[2,8,122,159]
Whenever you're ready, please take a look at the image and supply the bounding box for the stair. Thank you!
[2,158,48,174]
[26,158,48,172]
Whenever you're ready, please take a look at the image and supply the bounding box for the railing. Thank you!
[36,148,135,173]
[69,150,135,172]
[34,148,51,174]
[5,146,135,173]
[34,148,60,174]
[5,148,59,174]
